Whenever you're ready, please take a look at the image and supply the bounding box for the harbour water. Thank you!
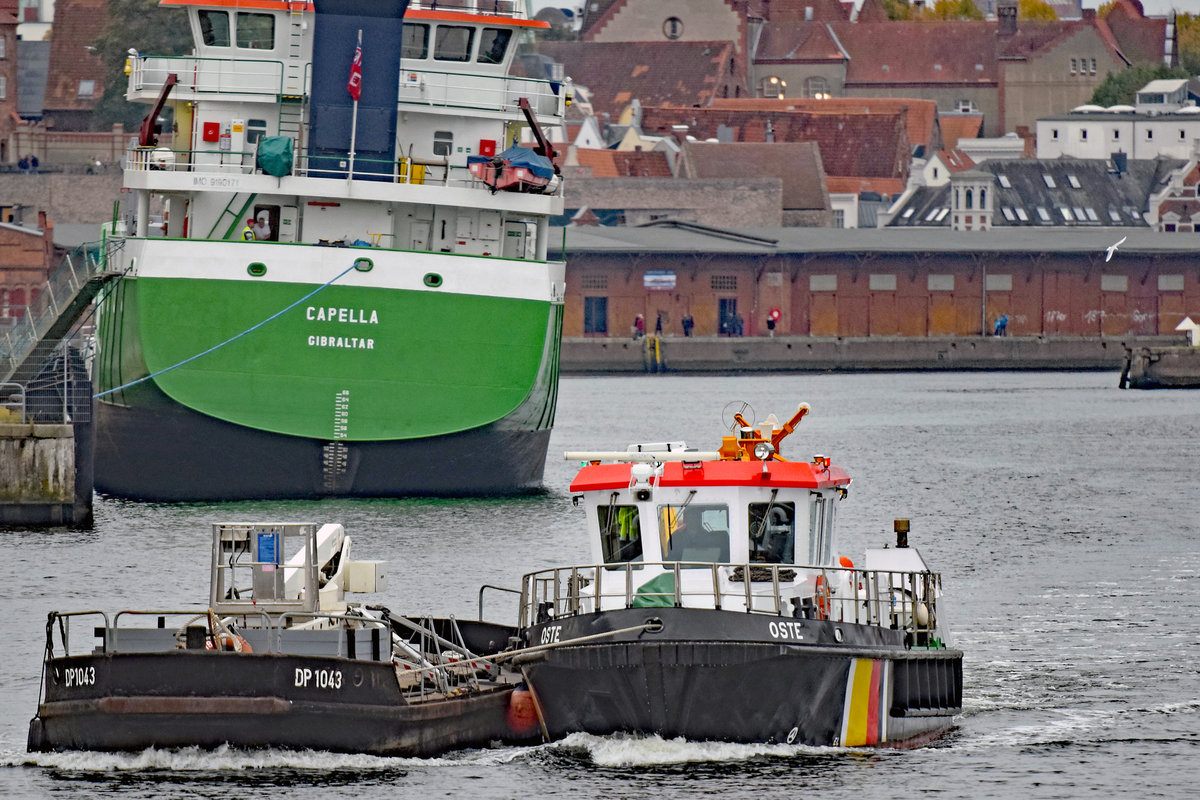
[2,371,1198,798]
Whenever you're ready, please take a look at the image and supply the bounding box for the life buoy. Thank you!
[206,632,252,653]
[814,575,831,620]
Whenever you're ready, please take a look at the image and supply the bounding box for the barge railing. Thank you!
[44,608,392,660]
[520,563,944,641]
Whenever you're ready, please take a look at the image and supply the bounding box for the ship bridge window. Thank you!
[434,25,474,62]
[236,13,275,50]
[659,503,730,566]
[808,493,836,565]
[198,10,231,47]
[477,28,512,65]
[598,503,643,569]
[748,502,795,564]
[403,23,429,60]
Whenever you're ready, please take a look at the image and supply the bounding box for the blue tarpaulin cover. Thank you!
[468,145,554,179]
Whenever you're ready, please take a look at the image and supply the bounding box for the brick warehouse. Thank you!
[555,225,1200,340]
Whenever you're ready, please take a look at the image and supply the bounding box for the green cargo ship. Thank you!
[96,0,566,499]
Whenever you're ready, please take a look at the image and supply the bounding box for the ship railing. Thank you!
[129,55,286,98]
[398,69,564,117]
[406,0,528,18]
[125,145,257,175]
[43,608,392,661]
[124,143,562,196]
[519,563,945,641]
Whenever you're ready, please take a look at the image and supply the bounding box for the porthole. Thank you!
[247,262,267,277]
[353,257,373,272]
[423,272,443,287]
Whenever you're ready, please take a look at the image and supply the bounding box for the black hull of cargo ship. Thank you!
[519,608,962,748]
[94,400,552,501]
[29,652,529,756]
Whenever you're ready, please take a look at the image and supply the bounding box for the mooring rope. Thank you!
[93,262,359,399]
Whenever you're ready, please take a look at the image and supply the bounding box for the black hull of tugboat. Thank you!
[520,607,962,748]
[29,651,530,756]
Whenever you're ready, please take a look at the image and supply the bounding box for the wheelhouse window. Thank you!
[198,10,231,47]
[434,25,474,62]
[597,503,643,568]
[748,502,795,564]
[809,493,835,565]
[659,503,729,566]
[402,23,429,59]
[236,13,275,50]
[477,28,511,64]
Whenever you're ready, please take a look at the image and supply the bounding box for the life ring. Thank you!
[814,575,831,620]
[206,632,252,653]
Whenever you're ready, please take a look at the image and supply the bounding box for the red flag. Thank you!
[347,41,362,101]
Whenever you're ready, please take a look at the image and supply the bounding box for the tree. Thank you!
[926,0,984,21]
[1178,13,1200,75]
[91,0,192,129]
[1018,0,1057,21]
[880,0,914,21]
[1090,61,1191,107]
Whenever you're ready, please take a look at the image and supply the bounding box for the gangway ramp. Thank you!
[0,241,122,384]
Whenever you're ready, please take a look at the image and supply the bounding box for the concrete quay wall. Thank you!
[0,423,91,527]
[561,335,1183,374]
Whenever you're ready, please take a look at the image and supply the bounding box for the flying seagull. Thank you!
[1104,236,1127,262]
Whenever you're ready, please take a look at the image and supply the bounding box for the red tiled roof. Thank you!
[824,176,904,196]
[641,105,909,180]
[756,22,847,62]
[712,97,940,152]
[531,40,736,119]
[680,141,829,210]
[768,0,847,22]
[934,149,976,173]
[574,148,672,178]
[44,0,107,112]
[760,18,1126,86]
[837,22,999,85]
[939,115,983,150]
[855,0,890,24]
[1102,0,1167,64]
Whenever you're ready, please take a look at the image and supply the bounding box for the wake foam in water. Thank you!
[3,742,540,772]
[546,732,838,767]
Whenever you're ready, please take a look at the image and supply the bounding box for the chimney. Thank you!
[38,209,47,230]
[997,0,1017,38]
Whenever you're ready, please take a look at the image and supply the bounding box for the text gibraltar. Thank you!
[306,306,379,324]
